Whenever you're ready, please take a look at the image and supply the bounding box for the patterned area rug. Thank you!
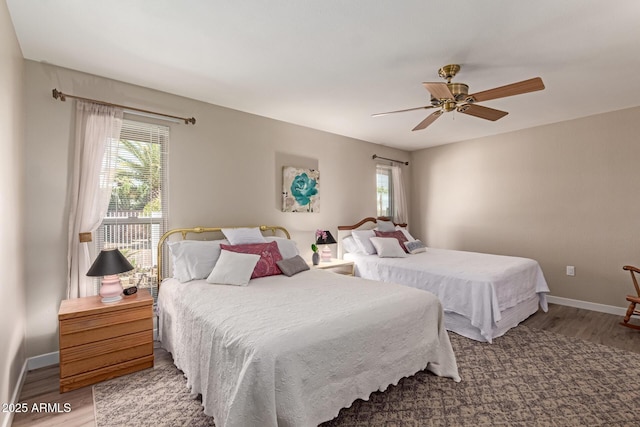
[93,362,214,427]
[93,326,640,426]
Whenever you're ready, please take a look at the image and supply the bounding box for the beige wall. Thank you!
[0,0,26,424]
[410,107,640,308]
[23,60,409,357]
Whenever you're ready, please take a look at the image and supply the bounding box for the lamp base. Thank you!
[101,295,123,303]
[321,245,332,262]
[100,274,123,304]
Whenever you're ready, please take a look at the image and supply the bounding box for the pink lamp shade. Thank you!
[86,248,134,303]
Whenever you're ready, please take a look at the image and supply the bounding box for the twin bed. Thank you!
[156,225,460,427]
[337,217,550,343]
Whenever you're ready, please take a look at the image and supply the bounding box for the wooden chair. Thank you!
[621,265,640,330]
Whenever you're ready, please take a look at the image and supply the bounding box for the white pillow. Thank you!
[351,229,377,255]
[369,237,408,258]
[395,225,416,242]
[265,236,299,259]
[221,227,267,245]
[377,219,396,232]
[206,250,261,286]
[404,239,427,254]
[342,236,361,254]
[168,239,228,283]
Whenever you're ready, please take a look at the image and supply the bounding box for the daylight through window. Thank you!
[95,120,169,301]
[376,165,393,218]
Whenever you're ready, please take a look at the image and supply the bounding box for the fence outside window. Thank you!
[96,211,163,300]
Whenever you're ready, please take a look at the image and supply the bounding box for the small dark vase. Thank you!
[312,252,320,265]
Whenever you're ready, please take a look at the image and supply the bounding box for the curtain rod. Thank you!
[51,89,196,125]
[372,154,409,166]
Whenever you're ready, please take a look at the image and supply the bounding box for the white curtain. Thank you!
[67,101,123,299]
[391,165,408,224]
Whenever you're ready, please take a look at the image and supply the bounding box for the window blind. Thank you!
[95,120,169,300]
[376,164,394,218]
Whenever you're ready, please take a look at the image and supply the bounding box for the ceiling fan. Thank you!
[373,64,545,131]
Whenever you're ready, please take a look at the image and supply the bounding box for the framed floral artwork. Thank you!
[282,166,320,212]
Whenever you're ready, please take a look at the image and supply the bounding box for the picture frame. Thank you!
[282,166,320,212]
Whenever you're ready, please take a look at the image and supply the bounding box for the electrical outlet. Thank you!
[566,266,575,276]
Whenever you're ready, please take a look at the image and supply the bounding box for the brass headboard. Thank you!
[157,225,291,285]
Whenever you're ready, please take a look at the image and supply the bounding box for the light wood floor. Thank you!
[11,304,640,426]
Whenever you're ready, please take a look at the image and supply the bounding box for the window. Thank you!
[95,120,169,301]
[376,165,393,218]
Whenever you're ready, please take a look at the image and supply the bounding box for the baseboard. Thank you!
[547,295,627,316]
[1,359,29,427]
[0,412,11,427]
[27,351,59,370]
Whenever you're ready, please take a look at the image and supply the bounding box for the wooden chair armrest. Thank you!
[623,265,640,273]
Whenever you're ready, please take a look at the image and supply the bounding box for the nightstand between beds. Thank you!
[308,258,355,275]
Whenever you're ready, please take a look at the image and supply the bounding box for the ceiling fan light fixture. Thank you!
[442,101,457,112]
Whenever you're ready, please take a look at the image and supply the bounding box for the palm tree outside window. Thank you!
[95,120,169,302]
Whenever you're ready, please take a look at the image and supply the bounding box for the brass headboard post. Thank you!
[156,225,291,285]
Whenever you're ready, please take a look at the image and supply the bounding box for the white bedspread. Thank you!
[158,269,459,427]
[345,248,550,342]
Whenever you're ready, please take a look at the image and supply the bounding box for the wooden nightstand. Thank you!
[58,289,154,393]
[309,258,355,275]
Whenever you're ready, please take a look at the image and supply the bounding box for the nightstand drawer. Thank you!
[59,355,154,393]
[60,304,150,336]
[60,330,153,377]
[60,316,152,348]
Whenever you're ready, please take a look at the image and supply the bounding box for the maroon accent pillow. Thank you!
[220,241,283,278]
[374,230,409,253]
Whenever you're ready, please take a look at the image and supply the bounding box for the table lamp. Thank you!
[316,230,337,262]
[86,248,134,303]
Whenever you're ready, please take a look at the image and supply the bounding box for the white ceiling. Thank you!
[7,1,640,151]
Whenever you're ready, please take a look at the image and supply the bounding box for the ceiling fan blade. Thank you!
[458,104,508,121]
[372,105,436,117]
[412,110,443,131]
[467,77,544,103]
[423,82,454,100]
